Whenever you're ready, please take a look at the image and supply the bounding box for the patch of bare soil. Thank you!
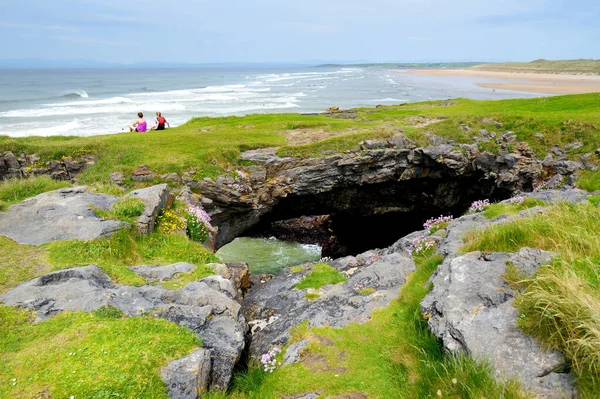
[402,115,449,128]
[281,128,364,146]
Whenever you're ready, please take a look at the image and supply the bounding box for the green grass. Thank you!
[0,236,51,295]
[473,59,600,75]
[462,202,600,396]
[577,169,600,192]
[0,176,70,211]
[218,253,529,398]
[46,229,220,286]
[0,305,200,399]
[295,263,348,290]
[94,196,145,224]
[161,265,215,290]
[482,197,547,219]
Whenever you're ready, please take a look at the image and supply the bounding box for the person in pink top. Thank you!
[129,112,147,132]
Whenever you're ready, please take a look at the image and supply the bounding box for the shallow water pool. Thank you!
[216,237,321,275]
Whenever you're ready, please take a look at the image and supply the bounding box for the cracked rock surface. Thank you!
[0,186,125,245]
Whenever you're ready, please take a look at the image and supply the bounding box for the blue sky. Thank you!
[1,0,598,64]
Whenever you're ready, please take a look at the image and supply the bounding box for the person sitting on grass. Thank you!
[152,111,170,130]
[129,112,147,132]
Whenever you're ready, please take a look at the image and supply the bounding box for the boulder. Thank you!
[126,184,172,234]
[161,348,212,399]
[0,186,125,245]
[0,266,247,391]
[421,249,575,398]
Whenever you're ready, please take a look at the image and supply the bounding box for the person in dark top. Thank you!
[152,112,170,130]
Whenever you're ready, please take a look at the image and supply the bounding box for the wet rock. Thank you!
[0,186,125,245]
[161,348,212,399]
[130,262,197,282]
[421,249,575,398]
[0,266,247,391]
[126,184,172,234]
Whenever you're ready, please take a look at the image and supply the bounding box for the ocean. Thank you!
[0,66,539,137]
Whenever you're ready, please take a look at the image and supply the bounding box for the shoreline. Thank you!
[399,69,600,95]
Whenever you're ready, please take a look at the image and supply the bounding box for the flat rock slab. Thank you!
[421,249,575,398]
[126,184,171,234]
[0,186,125,245]
[242,251,416,357]
[130,262,196,281]
[0,265,247,391]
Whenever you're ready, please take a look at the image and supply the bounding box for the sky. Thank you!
[1,0,599,64]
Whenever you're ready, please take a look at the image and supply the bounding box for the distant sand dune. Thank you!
[398,69,600,95]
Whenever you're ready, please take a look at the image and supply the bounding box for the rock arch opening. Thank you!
[244,176,513,258]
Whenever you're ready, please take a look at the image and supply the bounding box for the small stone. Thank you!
[109,172,124,185]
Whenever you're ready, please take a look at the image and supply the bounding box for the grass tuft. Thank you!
[295,263,348,290]
[482,198,547,219]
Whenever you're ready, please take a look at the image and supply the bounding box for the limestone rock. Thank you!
[161,348,212,399]
[209,262,251,300]
[0,186,125,245]
[126,184,172,234]
[421,250,574,398]
[242,252,416,357]
[130,262,196,282]
[0,267,247,391]
[283,339,309,366]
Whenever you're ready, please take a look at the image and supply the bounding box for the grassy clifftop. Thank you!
[2,93,600,191]
[472,59,600,75]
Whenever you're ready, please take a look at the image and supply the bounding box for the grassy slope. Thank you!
[472,59,600,75]
[0,306,200,398]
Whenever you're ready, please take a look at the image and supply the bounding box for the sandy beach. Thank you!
[400,69,600,94]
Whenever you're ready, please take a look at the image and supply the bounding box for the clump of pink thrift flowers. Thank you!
[469,199,490,212]
[261,347,281,373]
[508,196,525,205]
[423,215,454,233]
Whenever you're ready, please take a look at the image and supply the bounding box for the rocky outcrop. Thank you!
[0,186,126,245]
[126,184,172,234]
[421,250,574,398]
[0,266,247,392]
[242,251,416,357]
[0,151,95,181]
[185,138,581,249]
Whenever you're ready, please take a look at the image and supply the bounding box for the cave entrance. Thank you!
[246,176,513,258]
